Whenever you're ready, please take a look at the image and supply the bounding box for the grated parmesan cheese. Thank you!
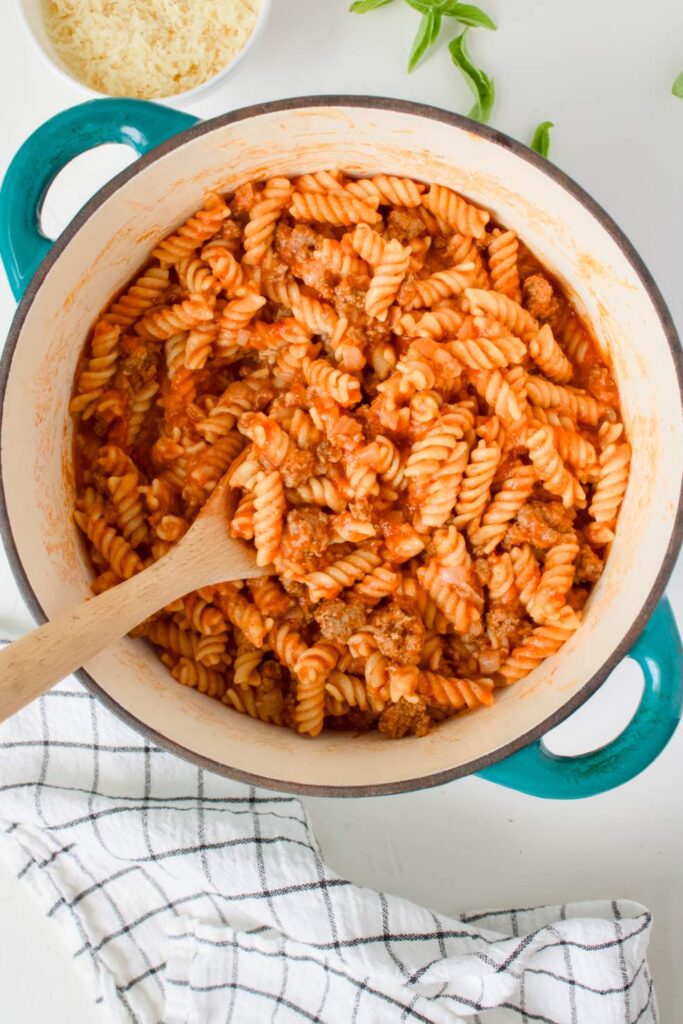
[42,0,262,99]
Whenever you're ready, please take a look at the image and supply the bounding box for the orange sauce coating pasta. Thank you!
[71,174,629,738]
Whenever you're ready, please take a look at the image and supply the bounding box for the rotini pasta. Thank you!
[71,168,628,740]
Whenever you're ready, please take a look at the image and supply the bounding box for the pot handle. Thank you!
[0,99,198,300]
[477,597,682,798]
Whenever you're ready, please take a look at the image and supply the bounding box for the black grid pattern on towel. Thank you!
[0,680,658,1024]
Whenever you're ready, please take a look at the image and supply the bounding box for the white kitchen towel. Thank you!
[0,677,657,1024]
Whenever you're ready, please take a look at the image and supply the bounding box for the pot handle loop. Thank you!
[0,99,197,300]
[477,597,682,798]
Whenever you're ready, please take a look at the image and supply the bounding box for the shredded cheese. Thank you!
[43,0,262,99]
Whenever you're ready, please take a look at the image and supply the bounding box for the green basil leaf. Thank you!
[349,0,395,12]
[530,120,554,158]
[448,30,495,123]
[404,0,433,12]
[408,10,442,72]
[673,71,683,98]
[442,3,496,29]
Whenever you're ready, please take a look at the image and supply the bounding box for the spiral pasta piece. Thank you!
[103,267,170,327]
[387,664,420,704]
[449,332,526,371]
[510,544,542,610]
[145,619,201,660]
[525,377,602,426]
[452,440,500,529]
[184,323,218,370]
[171,657,227,699]
[195,634,229,668]
[468,464,537,553]
[405,408,474,483]
[107,472,147,547]
[294,641,341,735]
[500,606,580,683]
[396,575,449,634]
[176,256,221,296]
[201,243,244,295]
[553,309,592,367]
[253,470,285,567]
[233,647,265,687]
[418,671,495,710]
[152,193,230,265]
[528,323,573,383]
[290,191,381,226]
[416,440,469,531]
[325,671,369,712]
[248,577,292,618]
[97,444,137,477]
[347,223,386,267]
[136,294,214,340]
[237,412,293,468]
[365,239,411,321]
[526,538,579,624]
[397,308,464,340]
[304,547,382,603]
[422,183,490,238]
[464,288,538,342]
[280,407,323,450]
[291,476,346,513]
[352,562,401,605]
[303,358,362,406]
[216,292,266,353]
[487,551,518,609]
[292,170,345,193]
[153,515,188,543]
[487,229,521,303]
[418,559,481,634]
[182,593,227,636]
[243,177,294,266]
[589,442,630,525]
[526,425,585,508]
[230,493,255,540]
[199,376,275,442]
[346,174,425,208]
[214,584,268,648]
[551,426,597,470]
[292,294,338,336]
[404,263,474,310]
[70,322,120,415]
[165,332,188,379]
[469,370,523,424]
[74,510,143,579]
[188,433,244,490]
[269,622,307,671]
[222,683,283,725]
[317,238,368,277]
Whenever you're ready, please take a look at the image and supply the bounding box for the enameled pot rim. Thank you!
[1,95,682,796]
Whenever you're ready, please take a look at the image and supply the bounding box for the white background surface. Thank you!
[0,0,682,1020]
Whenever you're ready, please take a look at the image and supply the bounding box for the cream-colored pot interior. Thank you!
[2,101,681,792]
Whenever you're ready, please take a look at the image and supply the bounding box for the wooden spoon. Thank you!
[0,475,267,723]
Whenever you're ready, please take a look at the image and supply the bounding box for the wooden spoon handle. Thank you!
[0,554,187,723]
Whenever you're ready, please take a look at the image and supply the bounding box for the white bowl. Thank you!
[17,0,271,103]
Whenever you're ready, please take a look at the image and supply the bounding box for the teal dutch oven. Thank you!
[0,98,681,797]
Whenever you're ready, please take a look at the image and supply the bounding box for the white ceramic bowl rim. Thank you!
[1,95,682,795]
[18,0,271,103]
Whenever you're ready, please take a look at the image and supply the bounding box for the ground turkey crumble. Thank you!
[503,501,576,550]
[378,698,431,738]
[313,599,367,642]
[370,606,425,665]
